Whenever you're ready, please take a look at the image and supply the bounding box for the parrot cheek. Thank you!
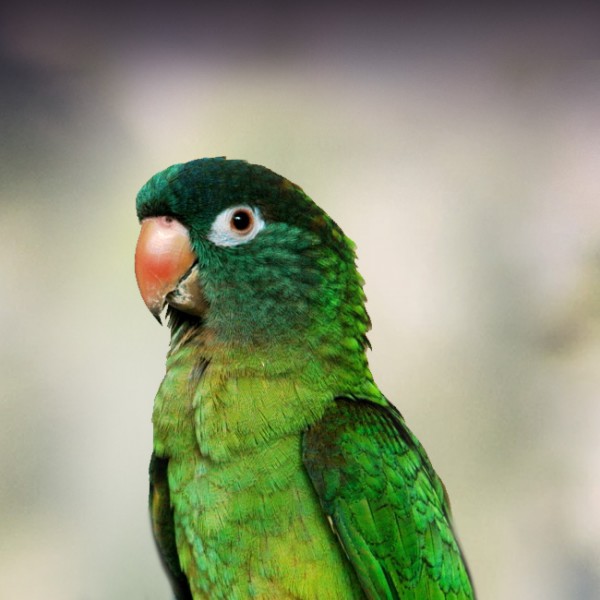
[166,263,208,317]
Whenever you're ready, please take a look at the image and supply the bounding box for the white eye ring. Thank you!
[207,206,265,247]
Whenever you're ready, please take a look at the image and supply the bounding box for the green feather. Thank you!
[136,158,476,599]
[303,399,474,599]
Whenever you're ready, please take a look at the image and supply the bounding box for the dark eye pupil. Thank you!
[231,210,252,231]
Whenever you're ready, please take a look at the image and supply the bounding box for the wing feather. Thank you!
[149,452,193,600]
[302,398,475,600]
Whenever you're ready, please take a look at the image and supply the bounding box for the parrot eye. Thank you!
[231,209,252,232]
[208,205,265,247]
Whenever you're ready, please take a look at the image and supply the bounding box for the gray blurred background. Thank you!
[1,3,600,599]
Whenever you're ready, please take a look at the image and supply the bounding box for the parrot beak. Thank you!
[135,216,205,324]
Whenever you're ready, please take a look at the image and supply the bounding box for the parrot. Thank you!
[134,158,476,600]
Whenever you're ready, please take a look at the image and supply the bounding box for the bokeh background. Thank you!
[1,4,600,599]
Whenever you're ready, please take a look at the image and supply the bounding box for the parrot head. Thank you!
[135,158,370,349]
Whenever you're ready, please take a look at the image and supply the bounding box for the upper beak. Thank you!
[134,216,198,323]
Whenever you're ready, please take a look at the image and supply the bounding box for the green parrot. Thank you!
[134,158,476,600]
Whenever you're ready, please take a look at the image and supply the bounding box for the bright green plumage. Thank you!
[136,158,476,599]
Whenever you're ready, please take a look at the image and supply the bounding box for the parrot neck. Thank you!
[157,240,383,463]
[153,317,382,463]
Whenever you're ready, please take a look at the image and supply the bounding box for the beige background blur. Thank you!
[1,5,600,599]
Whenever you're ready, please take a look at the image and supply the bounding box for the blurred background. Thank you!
[1,3,600,599]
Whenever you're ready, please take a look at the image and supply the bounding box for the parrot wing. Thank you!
[149,453,193,600]
[302,398,475,600]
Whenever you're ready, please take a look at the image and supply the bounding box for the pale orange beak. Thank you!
[135,216,197,322]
